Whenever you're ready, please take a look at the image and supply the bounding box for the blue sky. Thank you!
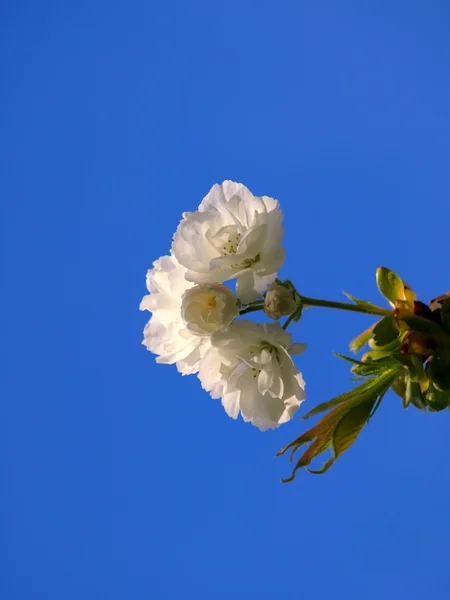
[2,1,450,598]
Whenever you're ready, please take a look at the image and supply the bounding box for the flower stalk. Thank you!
[240,304,264,316]
[241,293,390,325]
[298,295,391,317]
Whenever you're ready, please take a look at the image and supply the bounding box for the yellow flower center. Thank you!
[206,295,217,309]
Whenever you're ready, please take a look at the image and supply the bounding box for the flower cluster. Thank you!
[140,181,449,482]
[140,181,306,430]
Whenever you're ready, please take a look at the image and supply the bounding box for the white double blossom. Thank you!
[198,321,306,431]
[181,284,239,336]
[172,181,286,304]
[140,255,239,375]
[140,254,205,374]
[141,181,307,431]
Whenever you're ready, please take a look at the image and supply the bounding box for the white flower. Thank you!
[198,320,306,431]
[264,283,297,320]
[139,254,211,375]
[172,181,286,304]
[181,284,239,336]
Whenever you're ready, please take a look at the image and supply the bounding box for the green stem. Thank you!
[282,307,302,330]
[282,295,391,330]
[240,290,390,325]
[299,296,391,317]
[240,305,264,316]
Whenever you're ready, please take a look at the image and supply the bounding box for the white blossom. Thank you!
[181,284,239,336]
[139,254,211,375]
[198,320,306,430]
[172,181,286,304]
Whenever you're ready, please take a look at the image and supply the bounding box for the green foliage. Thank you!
[276,265,450,484]
[370,315,400,347]
[342,292,387,313]
[391,373,408,404]
[276,367,400,482]
[426,351,450,392]
[349,323,377,353]
[335,353,398,377]
[441,298,450,333]
[376,267,405,305]
[404,378,426,410]
[402,314,447,338]
[292,299,304,322]
[426,384,450,411]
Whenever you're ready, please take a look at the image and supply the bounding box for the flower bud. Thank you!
[181,284,239,336]
[264,283,296,320]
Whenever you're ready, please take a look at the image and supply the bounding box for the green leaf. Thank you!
[332,400,376,458]
[293,300,304,322]
[368,337,403,352]
[441,298,450,333]
[427,352,450,391]
[407,355,428,386]
[391,355,429,399]
[352,357,398,377]
[335,353,398,377]
[302,361,396,419]
[426,384,450,412]
[276,411,340,481]
[277,367,400,481]
[391,373,407,401]
[343,292,387,312]
[376,267,405,305]
[390,371,415,409]
[405,378,426,410]
[370,315,400,348]
[349,323,377,353]
[402,315,446,337]
[361,349,395,361]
